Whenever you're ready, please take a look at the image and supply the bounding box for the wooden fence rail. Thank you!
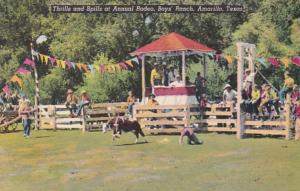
[37,101,294,139]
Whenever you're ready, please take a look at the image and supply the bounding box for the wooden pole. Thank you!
[249,44,256,85]
[236,42,245,139]
[30,43,40,130]
[284,94,291,140]
[203,54,207,79]
[182,51,186,86]
[141,55,146,104]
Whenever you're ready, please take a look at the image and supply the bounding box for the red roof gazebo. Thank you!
[130,32,215,104]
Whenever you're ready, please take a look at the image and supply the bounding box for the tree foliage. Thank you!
[0,0,299,103]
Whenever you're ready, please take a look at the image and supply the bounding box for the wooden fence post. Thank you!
[236,42,245,139]
[284,95,291,140]
[53,105,57,131]
[185,105,191,127]
[82,107,86,132]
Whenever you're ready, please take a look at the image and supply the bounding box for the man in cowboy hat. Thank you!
[223,84,237,113]
[223,84,237,102]
[19,99,37,138]
[65,89,78,117]
[76,90,91,116]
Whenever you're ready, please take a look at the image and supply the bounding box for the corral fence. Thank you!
[37,101,294,139]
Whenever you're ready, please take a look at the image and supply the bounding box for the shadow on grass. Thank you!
[34,135,52,139]
[114,141,151,146]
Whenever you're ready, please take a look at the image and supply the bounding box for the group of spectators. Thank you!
[150,62,195,87]
[65,89,91,117]
[221,70,300,121]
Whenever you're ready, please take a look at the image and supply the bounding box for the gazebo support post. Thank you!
[141,55,146,104]
[182,51,186,86]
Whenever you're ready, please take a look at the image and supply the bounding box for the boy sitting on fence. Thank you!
[76,90,91,116]
[65,89,78,117]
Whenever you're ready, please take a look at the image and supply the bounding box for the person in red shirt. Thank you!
[179,126,203,145]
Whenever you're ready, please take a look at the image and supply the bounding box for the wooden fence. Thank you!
[133,104,190,133]
[39,105,85,131]
[37,101,295,139]
[84,102,128,131]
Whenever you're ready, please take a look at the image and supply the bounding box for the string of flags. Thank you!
[208,52,300,69]
[37,51,139,73]
[1,50,140,95]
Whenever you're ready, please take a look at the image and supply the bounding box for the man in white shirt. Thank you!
[170,75,184,87]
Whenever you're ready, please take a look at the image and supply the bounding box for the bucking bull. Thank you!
[106,116,148,144]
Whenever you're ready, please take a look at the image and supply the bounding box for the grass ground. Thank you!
[0,129,300,191]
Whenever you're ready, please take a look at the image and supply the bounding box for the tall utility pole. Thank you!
[30,43,40,130]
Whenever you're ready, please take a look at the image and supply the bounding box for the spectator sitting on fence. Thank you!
[250,84,261,120]
[76,90,91,116]
[291,85,299,104]
[126,91,136,117]
[279,71,294,104]
[170,75,184,87]
[222,84,237,113]
[269,87,280,116]
[65,89,78,117]
[179,126,203,145]
[18,99,37,138]
[258,84,272,120]
[146,93,160,128]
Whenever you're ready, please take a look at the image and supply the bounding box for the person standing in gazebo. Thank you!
[150,63,162,87]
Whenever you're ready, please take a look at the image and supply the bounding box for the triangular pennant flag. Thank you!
[256,58,268,68]
[280,58,290,68]
[65,61,72,69]
[76,63,82,70]
[2,84,11,95]
[88,64,94,72]
[70,62,76,69]
[224,55,234,64]
[17,67,31,75]
[138,54,144,60]
[81,64,88,72]
[100,64,105,73]
[267,57,280,67]
[23,58,34,66]
[125,60,134,67]
[60,60,66,69]
[131,57,139,65]
[115,64,121,71]
[214,54,221,62]
[49,57,56,66]
[39,54,48,64]
[291,56,300,66]
[205,52,214,59]
[118,62,128,70]
[10,75,23,87]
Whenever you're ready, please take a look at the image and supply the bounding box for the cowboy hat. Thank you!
[148,93,156,98]
[223,84,231,89]
[245,69,251,73]
[67,89,73,94]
